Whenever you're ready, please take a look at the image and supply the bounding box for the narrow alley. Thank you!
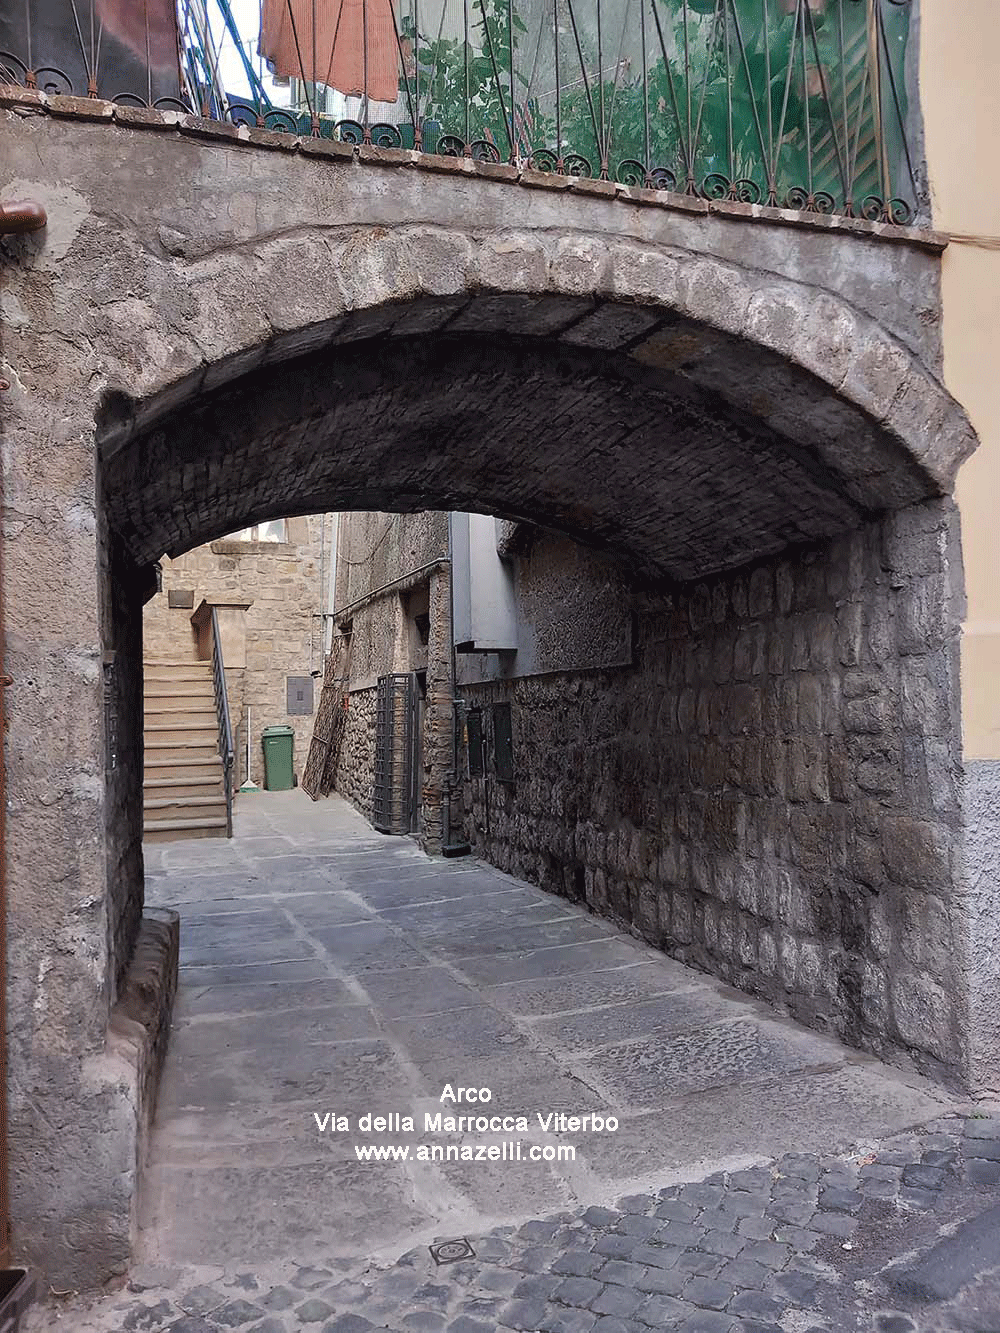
[142,792,949,1270]
[30,792,1000,1332]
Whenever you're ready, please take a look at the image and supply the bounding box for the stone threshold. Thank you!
[106,908,180,1267]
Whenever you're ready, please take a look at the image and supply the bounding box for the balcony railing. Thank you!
[1,0,918,223]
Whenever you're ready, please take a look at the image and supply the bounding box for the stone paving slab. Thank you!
[31,791,991,1331]
[134,793,961,1270]
[177,978,357,1019]
[482,962,698,1016]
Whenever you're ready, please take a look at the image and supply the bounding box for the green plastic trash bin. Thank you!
[262,725,295,791]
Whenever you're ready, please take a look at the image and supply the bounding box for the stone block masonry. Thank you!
[463,500,967,1084]
[336,686,378,819]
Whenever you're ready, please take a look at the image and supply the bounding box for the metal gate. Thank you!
[372,673,418,835]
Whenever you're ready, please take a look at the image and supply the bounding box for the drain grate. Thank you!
[429,1238,475,1265]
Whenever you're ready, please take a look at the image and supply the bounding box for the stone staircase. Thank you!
[143,661,228,842]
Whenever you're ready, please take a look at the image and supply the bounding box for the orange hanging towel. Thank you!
[260,0,399,103]
[95,0,180,71]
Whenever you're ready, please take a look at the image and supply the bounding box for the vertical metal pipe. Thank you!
[723,0,733,188]
[869,0,888,213]
[414,0,421,146]
[800,0,813,200]
[0,389,10,1268]
[640,0,650,182]
[762,0,776,202]
[362,0,371,138]
[554,0,562,169]
[463,0,470,150]
[145,0,152,105]
[311,0,318,113]
[507,0,515,162]
[596,0,605,172]
[682,0,692,188]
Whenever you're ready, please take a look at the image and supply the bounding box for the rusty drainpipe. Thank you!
[0,195,46,1266]
[0,202,47,236]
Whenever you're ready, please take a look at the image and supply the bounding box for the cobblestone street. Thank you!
[26,792,999,1332]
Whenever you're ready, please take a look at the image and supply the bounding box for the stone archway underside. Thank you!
[98,267,975,580]
[104,314,914,582]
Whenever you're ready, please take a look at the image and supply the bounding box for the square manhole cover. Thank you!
[429,1238,475,1265]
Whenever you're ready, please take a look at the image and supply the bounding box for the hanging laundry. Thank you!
[260,0,399,103]
[95,0,181,71]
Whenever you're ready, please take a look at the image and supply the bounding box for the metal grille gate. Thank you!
[372,673,418,835]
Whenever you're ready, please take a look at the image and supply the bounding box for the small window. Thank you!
[492,702,514,783]
[225,519,287,543]
[467,710,484,777]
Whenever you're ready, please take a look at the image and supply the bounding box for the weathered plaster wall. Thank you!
[920,0,1000,763]
[920,0,1000,1097]
[462,504,968,1084]
[144,515,330,786]
[958,761,1000,1097]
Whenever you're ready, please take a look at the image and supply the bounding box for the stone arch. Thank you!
[97,225,976,574]
[89,226,978,1100]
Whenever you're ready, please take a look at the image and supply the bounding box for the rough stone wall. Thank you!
[462,501,967,1084]
[457,526,634,685]
[106,908,179,1255]
[335,686,378,818]
[336,511,449,610]
[423,567,453,851]
[143,515,331,787]
[329,513,452,849]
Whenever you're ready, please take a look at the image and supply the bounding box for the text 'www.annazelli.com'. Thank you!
[353,1142,576,1163]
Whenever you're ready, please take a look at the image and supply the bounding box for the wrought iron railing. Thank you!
[1,0,918,222]
[208,606,235,838]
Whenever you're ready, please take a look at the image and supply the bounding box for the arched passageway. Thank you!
[0,103,980,1289]
[97,284,972,1085]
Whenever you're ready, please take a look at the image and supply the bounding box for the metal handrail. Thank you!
[209,606,235,838]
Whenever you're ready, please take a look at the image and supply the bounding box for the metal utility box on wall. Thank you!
[451,513,518,652]
[287,675,314,715]
[262,725,295,790]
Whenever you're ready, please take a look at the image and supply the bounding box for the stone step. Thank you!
[144,739,220,760]
[143,815,229,843]
[144,794,227,814]
[144,775,225,800]
[144,661,213,671]
[145,754,224,779]
[142,703,216,725]
[145,754,223,767]
[145,682,217,701]
[145,660,212,673]
[145,721,218,735]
